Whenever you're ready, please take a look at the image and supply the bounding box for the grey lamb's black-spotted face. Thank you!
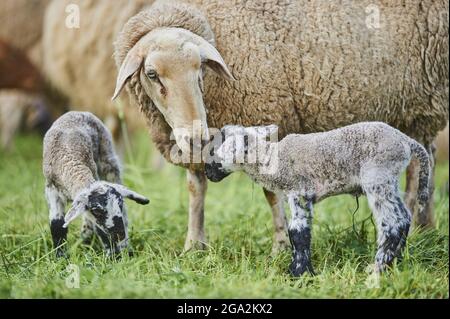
[87,185,127,253]
[64,181,150,255]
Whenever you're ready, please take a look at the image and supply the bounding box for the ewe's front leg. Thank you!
[45,185,68,257]
[263,189,290,254]
[184,169,207,251]
[287,194,315,276]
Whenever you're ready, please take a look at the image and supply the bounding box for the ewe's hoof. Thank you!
[271,238,291,255]
[183,238,207,252]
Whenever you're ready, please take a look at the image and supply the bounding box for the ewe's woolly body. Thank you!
[115,0,448,166]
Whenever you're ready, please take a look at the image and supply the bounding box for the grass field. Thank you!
[0,131,448,298]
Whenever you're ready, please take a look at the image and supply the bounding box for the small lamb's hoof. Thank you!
[55,249,68,259]
[289,262,316,277]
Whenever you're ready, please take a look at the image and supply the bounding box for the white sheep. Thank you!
[205,122,431,276]
[43,111,149,257]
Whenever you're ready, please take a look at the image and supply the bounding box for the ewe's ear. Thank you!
[63,194,88,228]
[112,47,144,100]
[113,184,150,205]
[197,39,236,81]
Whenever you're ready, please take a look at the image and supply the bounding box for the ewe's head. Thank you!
[205,125,279,182]
[113,27,235,154]
[63,182,149,255]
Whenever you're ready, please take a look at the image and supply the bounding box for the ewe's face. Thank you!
[140,38,208,153]
[113,28,235,155]
[86,184,128,254]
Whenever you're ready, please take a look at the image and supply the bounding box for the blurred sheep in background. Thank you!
[0,40,52,151]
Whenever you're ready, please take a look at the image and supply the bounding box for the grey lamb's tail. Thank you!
[409,139,431,213]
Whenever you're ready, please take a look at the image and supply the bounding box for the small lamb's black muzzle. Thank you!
[205,161,231,182]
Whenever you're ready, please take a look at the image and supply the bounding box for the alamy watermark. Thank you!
[65,4,80,29]
[64,264,80,289]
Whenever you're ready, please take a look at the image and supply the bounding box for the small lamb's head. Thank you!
[205,124,279,182]
[63,181,150,255]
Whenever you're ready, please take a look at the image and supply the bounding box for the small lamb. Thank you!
[205,122,430,276]
[43,111,150,257]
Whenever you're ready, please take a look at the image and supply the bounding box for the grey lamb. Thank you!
[205,122,430,276]
[43,111,149,257]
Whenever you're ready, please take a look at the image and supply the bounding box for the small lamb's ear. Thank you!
[63,194,88,228]
[114,184,150,205]
[112,47,144,100]
[197,39,236,81]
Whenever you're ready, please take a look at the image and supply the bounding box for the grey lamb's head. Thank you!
[205,124,279,182]
[63,181,149,255]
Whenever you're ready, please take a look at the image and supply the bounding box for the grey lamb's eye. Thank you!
[146,69,158,80]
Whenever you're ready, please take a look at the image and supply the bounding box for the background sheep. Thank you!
[43,111,150,257]
[42,0,148,141]
[205,122,431,275]
[0,89,51,150]
[0,40,53,150]
[0,0,50,67]
[110,0,448,251]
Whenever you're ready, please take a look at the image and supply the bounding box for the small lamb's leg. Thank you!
[45,185,68,257]
[184,169,207,251]
[365,183,411,273]
[287,194,315,276]
[263,189,290,254]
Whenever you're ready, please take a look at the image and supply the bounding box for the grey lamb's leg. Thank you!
[364,179,411,273]
[45,184,68,257]
[263,188,290,254]
[184,169,207,251]
[287,194,315,276]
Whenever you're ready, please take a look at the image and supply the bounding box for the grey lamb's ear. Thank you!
[112,46,144,100]
[197,38,236,81]
[113,184,150,205]
[63,193,88,228]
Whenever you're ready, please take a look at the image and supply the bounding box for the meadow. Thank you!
[0,131,448,298]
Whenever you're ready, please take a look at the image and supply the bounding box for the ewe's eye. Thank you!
[146,70,158,80]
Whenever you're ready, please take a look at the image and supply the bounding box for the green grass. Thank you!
[0,131,448,298]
